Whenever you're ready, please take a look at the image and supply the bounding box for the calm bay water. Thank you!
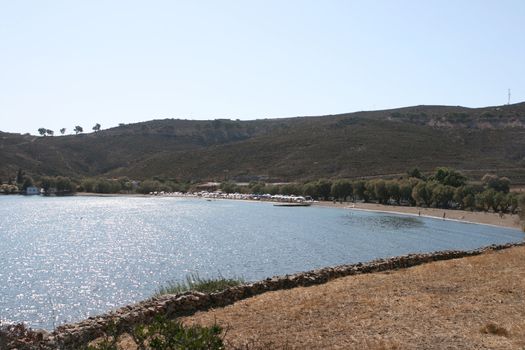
[0,195,523,329]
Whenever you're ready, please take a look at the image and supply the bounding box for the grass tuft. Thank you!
[155,273,244,296]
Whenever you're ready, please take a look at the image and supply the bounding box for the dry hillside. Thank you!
[2,102,525,182]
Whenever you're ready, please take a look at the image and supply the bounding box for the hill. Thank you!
[1,102,525,183]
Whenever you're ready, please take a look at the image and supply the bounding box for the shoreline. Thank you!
[72,192,523,229]
[313,201,522,230]
[4,195,523,348]
[74,192,150,198]
[182,244,525,349]
[24,241,525,349]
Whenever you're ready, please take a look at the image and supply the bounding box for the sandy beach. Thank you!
[315,201,522,230]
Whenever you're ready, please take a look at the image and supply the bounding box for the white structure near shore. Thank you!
[25,186,40,195]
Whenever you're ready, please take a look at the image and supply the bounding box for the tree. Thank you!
[94,179,122,194]
[46,129,54,136]
[316,179,333,200]
[300,180,333,200]
[79,178,96,192]
[481,174,511,193]
[40,176,56,193]
[386,181,401,204]
[138,180,162,194]
[352,180,368,202]
[453,187,465,208]
[463,194,476,210]
[280,183,302,195]
[475,190,496,212]
[55,176,75,194]
[302,182,319,198]
[38,128,47,136]
[431,184,454,208]
[22,176,34,191]
[399,180,416,205]
[220,181,240,194]
[453,185,482,209]
[60,128,66,135]
[518,194,525,230]
[506,193,519,214]
[264,184,280,195]
[407,167,424,180]
[371,179,389,204]
[362,179,389,204]
[93,123,101,133]
[249,182,265,194]
[492,192,507,212]
[16,169,24,185]
[74,126,83,135]
[412,182,433,207]
[431,167,467,187]
[331,180,353,202]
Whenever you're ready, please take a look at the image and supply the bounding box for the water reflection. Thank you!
[344,214,424,230]
[0,196,522,329]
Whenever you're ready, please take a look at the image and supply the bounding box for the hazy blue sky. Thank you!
[1,1,524,134]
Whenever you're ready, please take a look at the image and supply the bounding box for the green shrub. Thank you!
[133,316,223,350]
[155,273,244,296]
[87,317,224,350]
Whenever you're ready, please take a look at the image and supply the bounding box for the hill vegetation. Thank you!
[1,102,525,183]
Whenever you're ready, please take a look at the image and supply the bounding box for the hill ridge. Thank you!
[1,102,525,183]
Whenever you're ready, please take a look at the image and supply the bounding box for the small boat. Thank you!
[273,202,311,207]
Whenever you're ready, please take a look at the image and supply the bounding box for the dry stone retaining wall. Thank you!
[10,241,525,349]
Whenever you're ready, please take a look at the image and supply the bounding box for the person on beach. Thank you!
[443,212,446,220]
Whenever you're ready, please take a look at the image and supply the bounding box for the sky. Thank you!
[1,1,524,135]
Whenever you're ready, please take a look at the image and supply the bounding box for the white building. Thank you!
[25,186,40,195]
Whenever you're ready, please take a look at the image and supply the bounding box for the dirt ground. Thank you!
[177,246,525,349]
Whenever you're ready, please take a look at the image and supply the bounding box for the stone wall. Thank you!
[12,241,525,349]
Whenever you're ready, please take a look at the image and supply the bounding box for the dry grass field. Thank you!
[178,246,525,349]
